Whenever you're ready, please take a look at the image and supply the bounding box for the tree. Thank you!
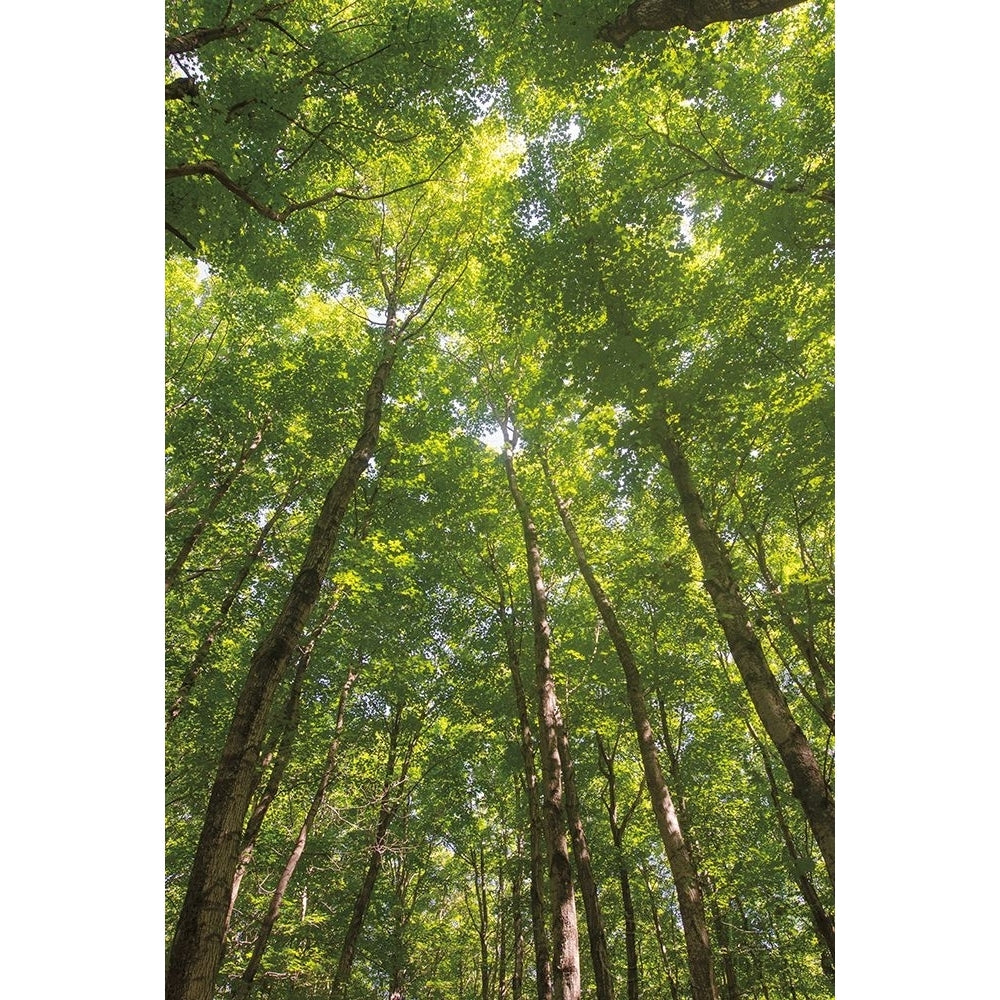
[166,3,834,997]
[599,0,809,48]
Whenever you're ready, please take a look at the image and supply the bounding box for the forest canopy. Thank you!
[165,2,834,999]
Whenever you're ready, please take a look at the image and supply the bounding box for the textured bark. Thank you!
[165,323,399,1000]
[165,418,269,592]
[500,431,580,1000]
[542,458,718,1000]
[554,722,615,1000]
[233,662,358,999]
[650,410,834,885]
[599,0,806,48]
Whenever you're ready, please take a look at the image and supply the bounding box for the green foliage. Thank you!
[167,1,834,997]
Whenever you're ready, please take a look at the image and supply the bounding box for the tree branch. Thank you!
[165,145,462,224]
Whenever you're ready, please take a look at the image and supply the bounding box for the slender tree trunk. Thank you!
[165,320,400,1000]
[553,721,616,1000]
[330,702,419,1000]
[165,417,270,591]
[499,424,580,1000]
[745,721,834,965]
[642,867,681,1000]
[167,479,299,728]
[489,547,553,1000]
[740,522,834,729]
[233,662,359,999]
[541,456,718,1000]
[649,409,834,884]
[511,830,526,1000]
[595,732,640,1000]
[498,854,508,1000]
[225,641,311,937]
[710,900,740,1000]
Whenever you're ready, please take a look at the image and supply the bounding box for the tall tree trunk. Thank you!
[232,661,359,999]
[511,829,526,1000]
[165,417,270,591]
[489,544,553,1000]
[553,721,616,1000]
[541,456,719,1000]
[167,478,300,728]
[165,318,401,1000]
[649,409,834,884]
[595,732,641,1000]
[745,720,834,965]
[330,701,420,1000]
[599,0,806,48]
[499,421,580,1000]
[642,866,682,1000]
[225,640,311,937]
[710,899,740,1000]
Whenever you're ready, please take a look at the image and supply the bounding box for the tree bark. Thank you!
[224,642,311,939]
[489,546,553,1000]
[739,522,834,729]
[599,0,806,48]
[232,661,359,999]
[541,457,718,1000]
[499,424,581,1000]
[554,720,615,1000]
[650,410,834,885]
[165,317,400,1000]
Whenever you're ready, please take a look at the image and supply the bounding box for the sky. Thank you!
[2,3,997,995]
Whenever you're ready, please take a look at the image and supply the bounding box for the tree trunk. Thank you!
[165,320,400,1000]
[553,722,616,1000]
[490,545,553,1000]
[499,424,580,1000]
[745,721,834,966]
[167,479,299,728]
[595,733,640,1000]
[233,662,358,999]
[542,456,719,1000]
[650,409,834,885]
[165,417,269,592]
[599,0,806,48]
[330,702,418,1000]
[225,640,311,938]
[739,523,834,730]
[511,831,526,1000]
[710,899,741,1000]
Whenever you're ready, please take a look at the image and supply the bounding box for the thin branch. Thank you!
[166,145,461,223]
[166,222,197,252]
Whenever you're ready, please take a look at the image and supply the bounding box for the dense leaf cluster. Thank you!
[166,2,833,998]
